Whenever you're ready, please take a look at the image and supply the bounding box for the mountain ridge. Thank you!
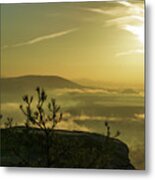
[1,75,83,93]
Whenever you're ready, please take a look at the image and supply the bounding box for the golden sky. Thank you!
[1,0,144,88]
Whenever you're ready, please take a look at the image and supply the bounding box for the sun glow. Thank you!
[123,25,144,45]
[119,1,144,46]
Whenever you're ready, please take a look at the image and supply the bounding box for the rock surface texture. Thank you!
[1,127,135,169]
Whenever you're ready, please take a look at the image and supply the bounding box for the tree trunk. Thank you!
[45,132,50,167]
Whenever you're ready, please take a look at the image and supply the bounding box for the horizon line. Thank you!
[1,74,144,89]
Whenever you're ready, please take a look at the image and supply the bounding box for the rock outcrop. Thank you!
[0,127,135,169]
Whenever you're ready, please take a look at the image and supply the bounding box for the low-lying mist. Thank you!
[1,87,144,169]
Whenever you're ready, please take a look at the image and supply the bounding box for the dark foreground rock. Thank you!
[0,127,135,169]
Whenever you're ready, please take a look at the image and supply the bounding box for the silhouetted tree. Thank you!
[0,114,3,128]
[20,87,63,167]
[104,121,120,139]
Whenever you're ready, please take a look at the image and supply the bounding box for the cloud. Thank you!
[54,113,144,135]
[82,0,144,46]
[118,0,144,14]
[55,119,90,132]
[100,1,144,56]
[51,87,118,96]
[106,1,144,40]
[116,49,144,57]
[73,114,144,123]
[134,113,144,120]
[122,24,144,43]
[106,15,143,26]
[3,28,78,49]
[1,103,19,111]
[82,7,114,15]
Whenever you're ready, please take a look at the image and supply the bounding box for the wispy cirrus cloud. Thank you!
[82,7,114,15]
[83,1,144,58]
[82,0,144,46]
[3,28,78,49]
[116,49,144,57]
[106,1,144,43]
[106,15,143,26]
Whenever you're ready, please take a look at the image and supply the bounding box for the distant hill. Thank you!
[1,75,83,94]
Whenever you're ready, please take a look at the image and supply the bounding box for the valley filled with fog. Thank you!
[1,85,144,169]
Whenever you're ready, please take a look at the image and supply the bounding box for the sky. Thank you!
[1,0,144,88]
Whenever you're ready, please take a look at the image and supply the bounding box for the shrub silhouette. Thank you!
[4,117,14,128]
[19,87,63,167]
[104,121,120,139]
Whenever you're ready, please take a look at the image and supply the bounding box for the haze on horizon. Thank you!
[1,0,144,88]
